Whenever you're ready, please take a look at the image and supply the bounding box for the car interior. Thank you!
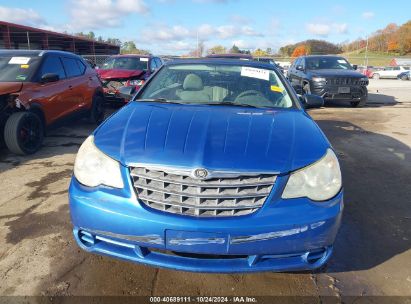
[140,66,292,108]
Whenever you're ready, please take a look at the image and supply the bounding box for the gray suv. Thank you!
[287,55,369,107]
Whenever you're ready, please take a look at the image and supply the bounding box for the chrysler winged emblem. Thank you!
[193,168,208,180]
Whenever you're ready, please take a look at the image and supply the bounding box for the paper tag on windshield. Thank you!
[9,57,31,65]
[337,59,346,64]
[241,67,269,81]
[140,58,149,62]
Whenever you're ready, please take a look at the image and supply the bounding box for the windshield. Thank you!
[101,57,148,71]
[306,57,353,70]
[0,56,41,82]
[138,64,293,109]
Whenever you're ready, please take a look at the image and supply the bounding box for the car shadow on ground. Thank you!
[323,94,400,108]
[315,119,411,273]
[0,125,91,173]
[0,107,118,174]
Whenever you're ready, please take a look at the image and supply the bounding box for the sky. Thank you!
[0,0,410,55]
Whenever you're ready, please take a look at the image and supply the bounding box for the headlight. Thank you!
[74,136,124,188]
[312,77,326,82]
[360,77,368,81]
[282,149,342,201]
[128,79,144,86]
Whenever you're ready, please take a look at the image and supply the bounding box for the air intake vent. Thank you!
[79,230,96,247]
[306,249,327,264]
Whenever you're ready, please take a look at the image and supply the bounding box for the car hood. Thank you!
[94,103,330,174]
[309,69,364,78]
[97,69,144,80]
[0,82,23,95]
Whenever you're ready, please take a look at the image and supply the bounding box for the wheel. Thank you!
[88,94,106,124]
[372,73,380,79]
[303,83,311,95]
[401,75,408,81]
[351,88,368,108]
[0,117,6,148]
[4,112,44,155]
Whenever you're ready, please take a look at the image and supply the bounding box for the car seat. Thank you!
[177,74,211,102]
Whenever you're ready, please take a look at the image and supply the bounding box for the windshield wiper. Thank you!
[202,102,266,109]
[136,98,186,105]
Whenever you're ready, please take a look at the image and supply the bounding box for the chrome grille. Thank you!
[326,77,368,86]
[130,167,277,217]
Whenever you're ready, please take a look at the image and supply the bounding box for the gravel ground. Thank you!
[0,79,410,301]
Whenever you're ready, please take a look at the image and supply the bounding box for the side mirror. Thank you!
[41,73,59,83]
[352,64,358,70]
[117,86,136,101]
[301,94,324,109]
[296,65,304,71]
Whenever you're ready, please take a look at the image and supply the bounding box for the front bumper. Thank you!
[311,84,368,101]
[103,93,127,104]
[103,85,141,103]
[69,173,343,273]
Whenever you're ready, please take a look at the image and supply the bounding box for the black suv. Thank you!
[287,55,369,107]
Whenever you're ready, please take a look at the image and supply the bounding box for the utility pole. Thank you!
[26,32,30,50]
[196,30,199,57]
[365,35,369,67]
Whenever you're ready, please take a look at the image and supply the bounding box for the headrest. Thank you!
[183,74,204,90]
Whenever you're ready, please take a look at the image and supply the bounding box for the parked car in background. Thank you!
[278,61,291,77]
[397,70,410,81]
[97,54,162,103]
[206,53,253,60]
[358,65,374,78]
[287,55,369,107]
[254,57,285,74]
[371,66,410,79]
[0,50,104,155]
[70,59,343,273]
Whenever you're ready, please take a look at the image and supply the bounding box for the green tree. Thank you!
[253,49,269,57]
[120,41,150,55]
[208,45,227,55]
[106,38,122,46]
[229,44,241,54]
[87,31,95,40]
[122,41,138,52]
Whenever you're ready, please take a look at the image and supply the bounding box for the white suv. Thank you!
[372,66,410,79]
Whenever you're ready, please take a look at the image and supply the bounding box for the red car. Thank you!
[97,54,163,103]
[358,66,375,78]
[0,50,104,155]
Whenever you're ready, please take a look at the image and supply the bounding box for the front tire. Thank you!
[372,73,380,79]
[4,112,44,155]
[303,83,311,95]
[351,87,368,108]
[88,94,106,124]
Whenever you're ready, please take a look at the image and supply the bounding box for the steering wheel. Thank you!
[234,90,264,103]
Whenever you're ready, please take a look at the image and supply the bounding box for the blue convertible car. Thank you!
[69,59,343,273]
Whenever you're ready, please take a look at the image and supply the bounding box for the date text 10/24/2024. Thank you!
[149,297,258,303]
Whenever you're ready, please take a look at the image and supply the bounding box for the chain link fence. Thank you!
[82,55,112,68]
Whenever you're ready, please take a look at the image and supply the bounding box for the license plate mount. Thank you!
[166,230,228,254]
[338,87,350,93]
